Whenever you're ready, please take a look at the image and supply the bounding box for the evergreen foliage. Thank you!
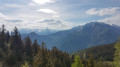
[72,55,84,67]
[114,39,120,67]
[24,37,33,62]
[32,39,40,56]
[22,61,30,67]
[0,25,71,67]
[33,45,71,67]
[86,54,94,67]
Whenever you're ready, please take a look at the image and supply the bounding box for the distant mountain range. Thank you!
[20,28,58,35]
[21,22,120,52]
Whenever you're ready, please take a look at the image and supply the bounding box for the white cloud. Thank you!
[0,13,6,19]
[33,0,55,5]
[37,9,60,18]
[86,7,120,25]
[86,7,120,16]
[35,19,76,30]
[98,14,120,25]
[37,9,57,14]
[1,0,120,31]
[0,12,76,31]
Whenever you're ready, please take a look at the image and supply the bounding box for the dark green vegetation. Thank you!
[22,22,120,52]
[71,40,120,67]
[74,43,115,61]
[0,25,71,67]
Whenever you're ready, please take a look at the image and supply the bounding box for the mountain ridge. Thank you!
[21,22,120,52]
[20,28,58,35]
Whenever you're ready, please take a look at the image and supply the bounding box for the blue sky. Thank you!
[0,0,120,31]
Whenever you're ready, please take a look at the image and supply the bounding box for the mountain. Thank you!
[21,22,120,52]
[20,28,58,35]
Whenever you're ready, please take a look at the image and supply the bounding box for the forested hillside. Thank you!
[73,43,115,61]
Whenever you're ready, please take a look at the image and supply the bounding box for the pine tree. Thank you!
[0,24,6,50]
[24,37,33,62]
[33,42,48,67]
[72,55,84,67]
[10,27,24,61]
[32,39,40,56]
[87,54,95,67]
[6,31,10,43]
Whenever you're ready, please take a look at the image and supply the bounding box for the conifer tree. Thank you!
[32,39,40,56]
[87,54,95,67]
[0,24,6,50]
[33,42,48,67]
[24,37,32,62]
[10,27,24,61]
[6,31,10,43]
[72,55,84,67]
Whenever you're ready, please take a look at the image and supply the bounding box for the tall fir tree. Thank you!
[10,27,24,61]
[6,31,10,43]
[24,36,32,61]
[32,39,40,56]
[33,42,48,67]
[0,24,6,50]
